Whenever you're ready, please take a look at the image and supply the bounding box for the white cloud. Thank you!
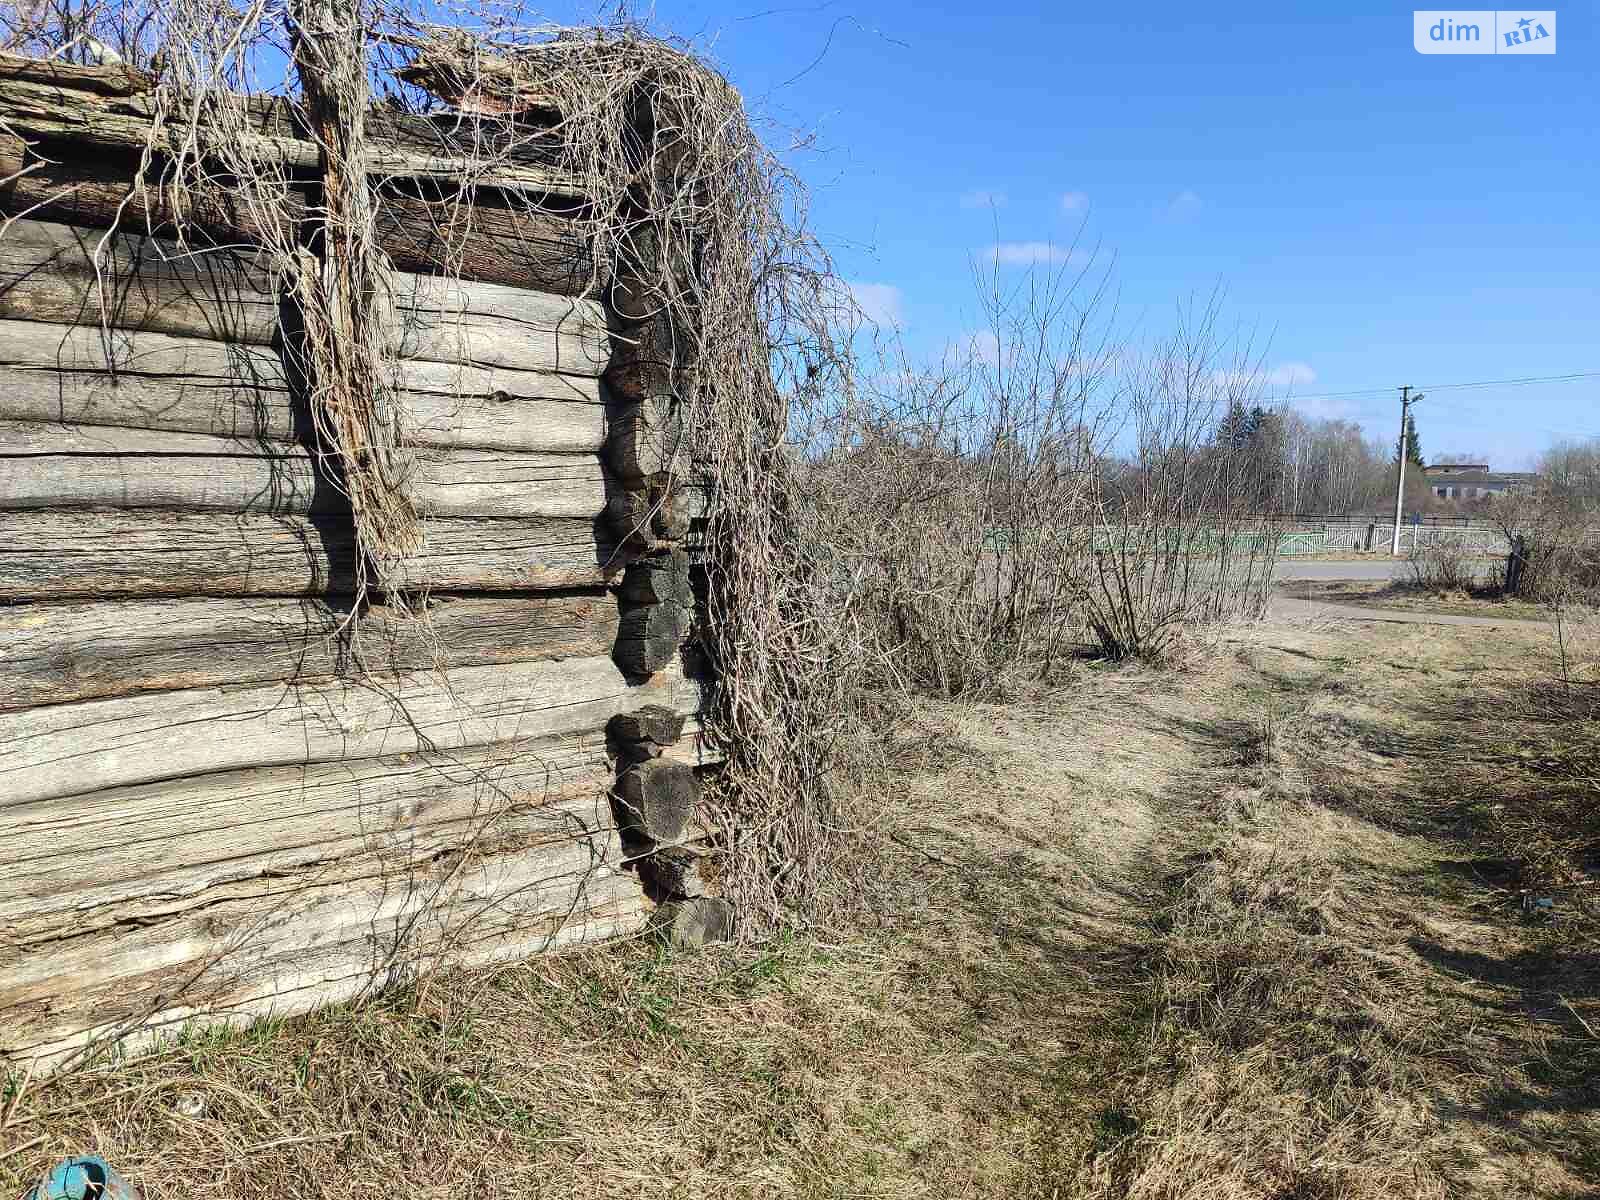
[969,329,1001,366]
[1060,190,1089,212]
[942,329,1002,368]
[1165,189,1202,220]
[986,241,1085,266]
[1215,361,1319,396]
[1264,361,1317,389]
[960,188,1008,209]
[1290,396,1361,423]
[846,281,905,329]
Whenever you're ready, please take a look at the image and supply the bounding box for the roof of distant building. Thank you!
[1427,470,1538,488]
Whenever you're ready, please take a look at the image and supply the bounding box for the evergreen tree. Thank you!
[1404,414,1424,467]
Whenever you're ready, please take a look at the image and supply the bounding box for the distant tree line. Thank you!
[1201,401,1399,516]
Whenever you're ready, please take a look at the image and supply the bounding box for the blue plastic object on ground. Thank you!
[21,1156,140,1200]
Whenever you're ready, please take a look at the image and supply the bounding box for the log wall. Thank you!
[0,53,719,1065]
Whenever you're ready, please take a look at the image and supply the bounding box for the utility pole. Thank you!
[1390,386,1423,555]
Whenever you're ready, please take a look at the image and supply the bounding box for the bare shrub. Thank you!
[804,270,1284,684]
[1078,302,1280,660]
[1404,538,1473,591]
[802,259,1114,695]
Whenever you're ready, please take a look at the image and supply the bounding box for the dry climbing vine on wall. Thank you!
[3,0,880,932]
[371,19,878,931]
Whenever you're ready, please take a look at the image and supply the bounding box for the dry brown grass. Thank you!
[8,617,1600,1199]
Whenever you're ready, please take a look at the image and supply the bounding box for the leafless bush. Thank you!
[801,258,1113,695]
[1404,538,1473,591]
[1078,299,1280,660]
[803,266,1283,682]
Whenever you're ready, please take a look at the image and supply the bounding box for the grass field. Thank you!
[4,612,1597,1199]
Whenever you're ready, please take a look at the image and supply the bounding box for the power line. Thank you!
[1268,368,1600,404]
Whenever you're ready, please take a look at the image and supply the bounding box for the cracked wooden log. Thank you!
[0,421,610,519]
[608,704,688,748]
[614,758,699,846]
[0,653,701,808]
[0,510,620,600]
[650,897,733,947]
[0,319,604,452]
[605,394,684,482]
[0,51,581,197]
[0,218,609,374]
[614,551,694,676]
[0,135,595,294]
[0,831,644,1065]
[0,593,620,711]
[639,845,707,900]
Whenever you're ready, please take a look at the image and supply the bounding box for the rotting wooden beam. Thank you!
[0,218,609,374]
[0,138,597,293]
[0,51,584,197]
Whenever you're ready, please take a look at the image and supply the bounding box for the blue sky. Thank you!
[560,1,1597,466]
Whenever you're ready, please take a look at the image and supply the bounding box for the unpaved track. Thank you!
[1268,593,1551,629]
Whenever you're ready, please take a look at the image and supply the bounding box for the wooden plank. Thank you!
[0,510,621,599]
[0,52,583,196]
[0,653,702,808]
[0,421,611,518]
[0,319,605,451]
[0,219,609,373]
[0,593,621,710]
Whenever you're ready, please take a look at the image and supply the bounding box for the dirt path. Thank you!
[1268,594,1552,628]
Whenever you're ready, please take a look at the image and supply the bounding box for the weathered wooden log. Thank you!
[0,510,619,599]
[0,133,300,247]
[619,550,693,606]
[606,395,684,481]
[608,705,687,747]
[0,593,620,710]
[0,52,582,197]
[639,846,707,900]
[0,139,595,294]
[0,421,611,518]
[0,215,281,344]
[650,897,733,947]
[1,837,644,1065]
[614,758,700,845]
[615,602,692,676]
[0,735,616,937]
[0,652,702,808]
[389,270,608,375]
[372,180,594,295]
[606,484,690,545]
[0,218,609,374]
[613,549,693,674]
[0,319,604,451]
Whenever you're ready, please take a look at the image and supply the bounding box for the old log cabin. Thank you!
[0,49,715,1064]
